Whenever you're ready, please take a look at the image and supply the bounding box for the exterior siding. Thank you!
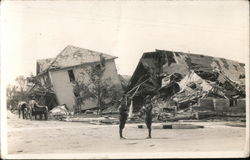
[73,64,97,110]
[73,60,122,110]
[49,70,75,111]
[102,60,122,87]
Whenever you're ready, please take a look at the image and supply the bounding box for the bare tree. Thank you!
[6,75,33,111]
[73,64,122,114]
[6,84,18,110]
[6,84,17,99]
[15,75,27,94]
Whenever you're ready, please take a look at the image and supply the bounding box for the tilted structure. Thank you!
[30,45,122,111]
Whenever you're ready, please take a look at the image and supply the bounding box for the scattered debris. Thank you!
[63,116,119,125]
[126,50,245,110]
[194,111,216,120]
[26,77,58,111]
[23,49,246,123]
[126,142,137,145]
[125,49,245,122]
[85,110,94,114]
[170,124,204,129]
[225,123,246,128]
[101,105,119,115]
[49,104,70,120]
[137,124,204,129]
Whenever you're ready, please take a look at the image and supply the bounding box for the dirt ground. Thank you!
[6,111,248,158]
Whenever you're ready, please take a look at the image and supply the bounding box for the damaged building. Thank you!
[31,45,122,111]
[126,49,245,113]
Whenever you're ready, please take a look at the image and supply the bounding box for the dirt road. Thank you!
[6,111,247,158]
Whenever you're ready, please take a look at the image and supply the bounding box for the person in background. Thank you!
[140,95,153,139]
[118,95,128,139]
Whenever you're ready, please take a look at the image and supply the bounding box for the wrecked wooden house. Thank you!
[32,45,122,111]
[126,49,245,113]
[26,82,58,110]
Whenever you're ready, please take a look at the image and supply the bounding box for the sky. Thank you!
[1,0,249,85]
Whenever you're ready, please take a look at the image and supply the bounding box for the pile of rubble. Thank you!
[147,97,246,122]
[124,49,245,122]
[48,104,119,124]
[49,104,73,120]
[125,70,246,122]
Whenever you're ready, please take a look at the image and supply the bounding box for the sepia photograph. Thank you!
[1,0,249,159]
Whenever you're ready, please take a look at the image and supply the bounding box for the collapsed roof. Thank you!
[126,49,245,102]
[36,45,117,75]
[26,83,58,110]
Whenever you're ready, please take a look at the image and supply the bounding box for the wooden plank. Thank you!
[126,79,149,95]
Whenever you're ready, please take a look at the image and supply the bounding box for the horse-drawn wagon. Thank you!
[28,100,48,120]
[18,100,48,120]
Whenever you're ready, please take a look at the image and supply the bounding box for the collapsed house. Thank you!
[30,45,123,111]
[26,83,58,110]
[126,49,245,113]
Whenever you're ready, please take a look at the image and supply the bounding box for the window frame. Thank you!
[67,69,76,82]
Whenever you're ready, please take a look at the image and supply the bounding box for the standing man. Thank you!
[140,95,153,139]
[118,95,128,139]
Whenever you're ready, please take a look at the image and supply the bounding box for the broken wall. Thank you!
[229,99,246,113]
[198,98,214,111]
[237,99,246,108]
[213,99,230,112]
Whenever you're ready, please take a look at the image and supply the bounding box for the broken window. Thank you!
[68,69,75,82]
[239,74,245,79]
[229,99,238,107]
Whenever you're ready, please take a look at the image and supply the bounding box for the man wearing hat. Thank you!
[118,95,128,139]
[140,95,153,139]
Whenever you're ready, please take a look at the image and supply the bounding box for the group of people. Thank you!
[118,95,153,139]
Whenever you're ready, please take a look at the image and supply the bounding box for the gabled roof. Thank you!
[37,45,117,75]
